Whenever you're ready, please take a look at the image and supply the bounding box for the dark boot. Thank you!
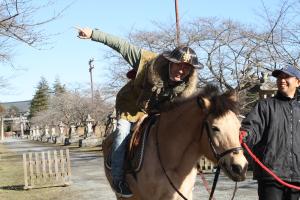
[113,180,133,198]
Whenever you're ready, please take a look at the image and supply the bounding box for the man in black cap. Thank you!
[76,27,202,198]
[241,64,300,200]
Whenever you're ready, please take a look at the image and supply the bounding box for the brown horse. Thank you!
[103,86,248,200]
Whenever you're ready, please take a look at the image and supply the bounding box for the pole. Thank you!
[1,116,4,141]
[20,115,24,138]
[88,58,95,103]
[175,0,180,46]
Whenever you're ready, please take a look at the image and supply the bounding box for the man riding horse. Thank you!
[77,26,203,198]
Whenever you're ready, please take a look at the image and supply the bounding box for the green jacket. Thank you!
[91,30,157,122]
[91,30,198,122]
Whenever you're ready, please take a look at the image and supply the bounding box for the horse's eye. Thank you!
[211,126,220,132]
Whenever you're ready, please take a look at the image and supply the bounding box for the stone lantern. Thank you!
[79,114,101,147]
[56,122,65,144]
[85,114,94,138]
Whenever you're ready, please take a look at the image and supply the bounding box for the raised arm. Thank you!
[76,26,141,69]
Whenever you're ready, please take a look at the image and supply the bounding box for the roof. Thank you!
[0,100,31,113]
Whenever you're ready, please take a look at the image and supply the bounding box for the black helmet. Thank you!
[162,46,203,69]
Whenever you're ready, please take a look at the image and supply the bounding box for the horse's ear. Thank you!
[197,97,211,109]
[224,89,238,102]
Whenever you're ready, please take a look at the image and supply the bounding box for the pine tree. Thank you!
[29,77,50,118]
[53,76,66,96]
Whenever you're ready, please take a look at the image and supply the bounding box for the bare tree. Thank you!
[0,0,71,62]
[30,89,113,128]
[98,0,300,113]
[0,0,71,91]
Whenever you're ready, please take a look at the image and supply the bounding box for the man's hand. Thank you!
[74,26,92,39]
[239,130,248,144]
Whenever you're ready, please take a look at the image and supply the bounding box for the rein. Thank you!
[155,116,188,200]
[242,141,300,190]
[155,96,243,200]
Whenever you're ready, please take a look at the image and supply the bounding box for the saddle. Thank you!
[105,115,158,173]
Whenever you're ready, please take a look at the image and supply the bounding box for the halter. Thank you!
[200,96,243,200]
[204,120,243,200]
[204,121,243,162]
[155,96,243,200]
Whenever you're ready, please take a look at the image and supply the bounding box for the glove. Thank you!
[239,130,248,144]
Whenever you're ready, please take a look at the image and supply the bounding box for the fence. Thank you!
[23,149,71,189]
[198,156,215,173]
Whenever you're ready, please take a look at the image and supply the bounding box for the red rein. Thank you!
[241,140,300,190]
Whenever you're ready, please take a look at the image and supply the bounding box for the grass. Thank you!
[0,144,71,200]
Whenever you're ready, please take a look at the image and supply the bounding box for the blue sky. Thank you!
[0,0,280,102]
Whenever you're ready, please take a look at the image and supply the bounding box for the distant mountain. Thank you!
[0,100,31,114]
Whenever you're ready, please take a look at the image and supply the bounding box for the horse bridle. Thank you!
[200,96,243,200]
[155,96,243,200]
[204,120,243,200]
[204,121,243,163]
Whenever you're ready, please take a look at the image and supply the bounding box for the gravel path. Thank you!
[0,138,258,200]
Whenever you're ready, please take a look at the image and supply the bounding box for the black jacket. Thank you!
[242,91,300,182]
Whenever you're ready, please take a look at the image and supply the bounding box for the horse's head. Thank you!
[198,87,248,182]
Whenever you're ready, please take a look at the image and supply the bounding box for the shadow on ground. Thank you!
[0,185,24,191]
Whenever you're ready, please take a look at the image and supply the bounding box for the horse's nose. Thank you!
[231,164,243,174]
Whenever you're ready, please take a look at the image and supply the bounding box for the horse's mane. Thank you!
[198,85,239,118]
[163,84,239,118]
